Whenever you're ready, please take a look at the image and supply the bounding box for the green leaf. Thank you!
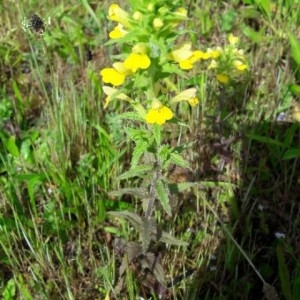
[152,124,162,146]
[290,84,300,97]
[108,211,188,246]
[114,112,144,122]
[170,152,190,168]
[220,10,237,32]
[282,148,300,160]
[160,231,188,246]
[20,139,32,160]
[156,180,172,216]
[3,279,16,300]
[255,0,271,18]
[176,182,196,192]
[117,165,153,180]
[283,123,298,149]
[140,217,151,253]
[4,136,20,157]
[109,187,149,198]
[108,211,142,228]
[242,25,265,43]
[131,140,150,168]
[276,244,292,300]
[292,276,300,300]
[289,33,300,65]
[126,127,152,143]
[247,134,284,146]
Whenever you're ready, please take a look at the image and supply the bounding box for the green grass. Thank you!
[1,0,300,299]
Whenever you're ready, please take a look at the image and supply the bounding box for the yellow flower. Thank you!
[174,7,187,17]
[216,74,229,84]
[100,62,131,86]
[108,4,130,27]
[233,60,248,71]
[109,23,128,39]
[208,60,218,69]
[228,33,239,45]
[206,47,221,59]
[113,62,132,75]
[172,43,193,62]
[172,44,203,70]
[145,100,173,125]
[102,86,132,108]
[100,68,126,86]
[171,88,199,106]
[188,97,199,107]
[124,53,151,73]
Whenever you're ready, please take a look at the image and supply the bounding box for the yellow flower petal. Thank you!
[174,7,187,17]
[208,60,218,69]
[190,50,204,63]
[102,86,132,108]
[188,97,199,107]
[171,43,193,62]
[112,62,131,75]
[109,23,128,39]
[233,60,248,71]
[179,59,193,70]
[145,109,157,124]
[216,74,229,84]
[171,88,197,103]
[145,105,173,125]
[124,53,151,72]
[160,106,173,120]
[100,68,126,86]
[206,48,221,59]
[228,33,239,45]
[108,4,130,27]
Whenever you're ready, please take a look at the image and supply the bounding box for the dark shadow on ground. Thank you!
[183,90,300,299]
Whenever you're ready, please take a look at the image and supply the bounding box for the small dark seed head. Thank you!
[29,14,45,34]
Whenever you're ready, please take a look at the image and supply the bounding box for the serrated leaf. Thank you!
[126,127,152,142]
[108,211,142,228]
[131,140,150,168]
[140,217,151,253]
[126,242,143,262]
[153,124,162,145]
[109,211,188,246]
[117,165,153,180]
[170,152,190,168]
[143,252,166,285]
[159,231,188,246]
[109,187,149,198]
[156,180,172,216]
[114,112,144,122]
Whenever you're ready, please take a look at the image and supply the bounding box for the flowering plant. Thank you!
[100,0,249,294]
